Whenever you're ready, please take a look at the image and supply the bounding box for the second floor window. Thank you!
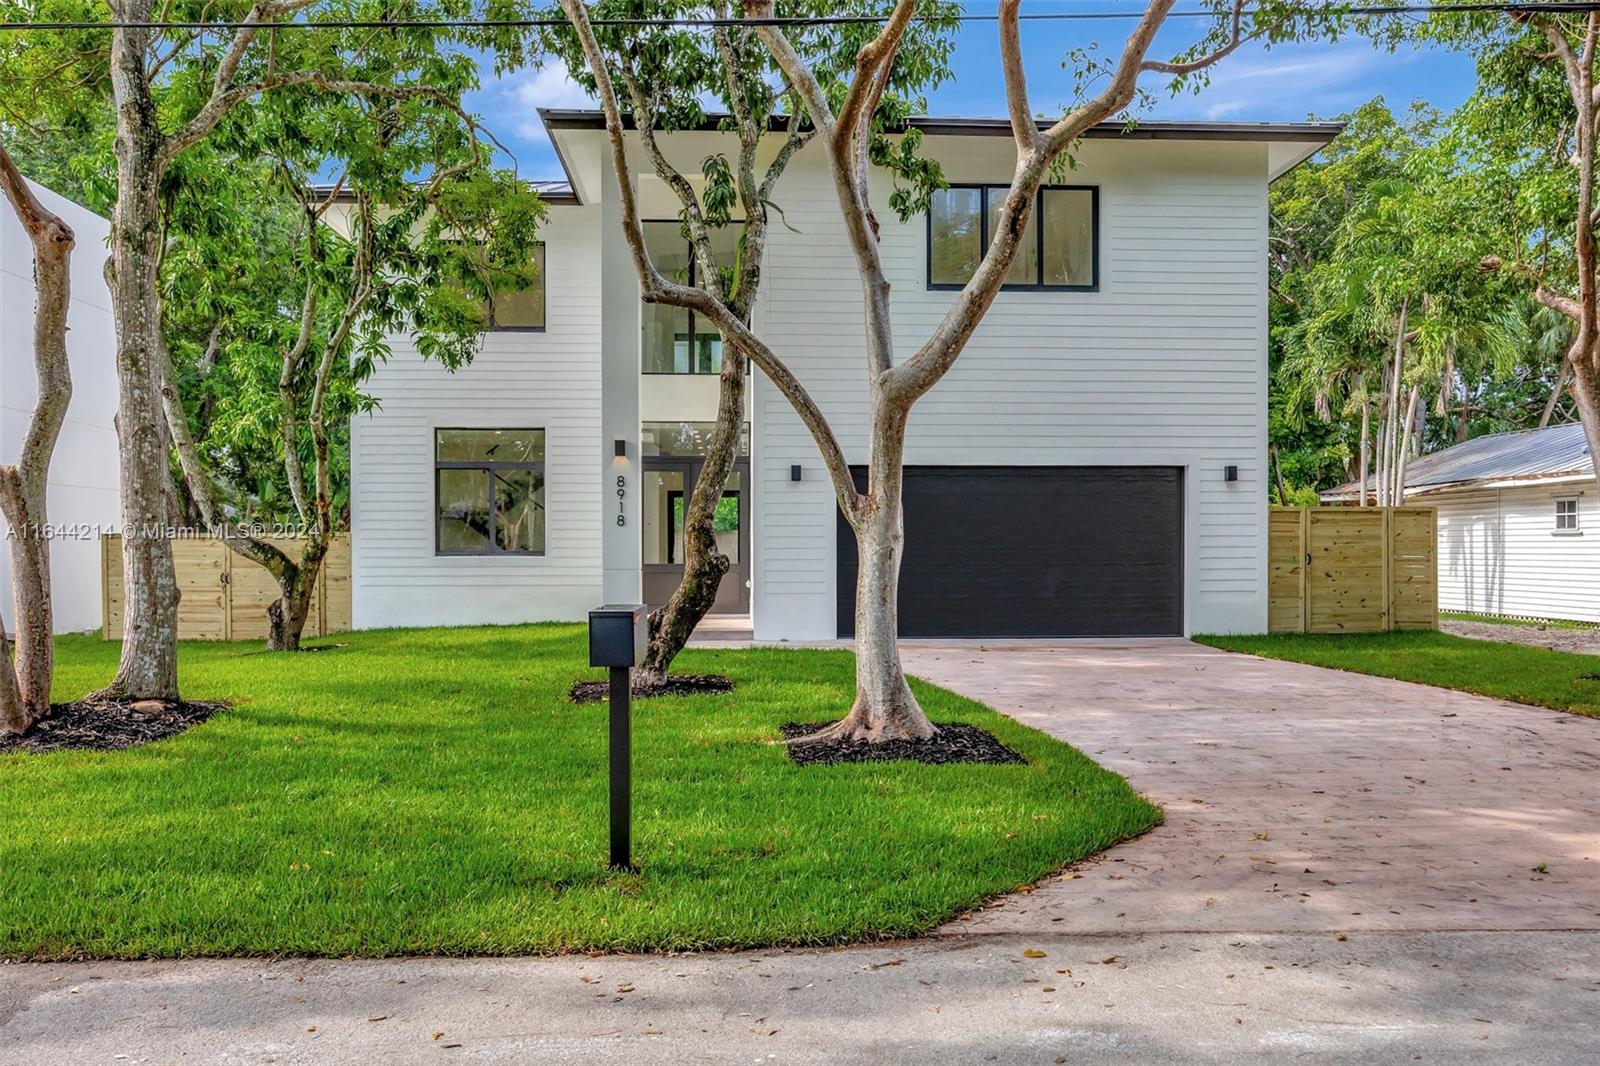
[641,221,740,374]
[928,185,1098,291]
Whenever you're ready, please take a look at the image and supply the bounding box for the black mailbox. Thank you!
[589,603,647,668]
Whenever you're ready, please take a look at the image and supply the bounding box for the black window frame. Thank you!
[926,184,1100,293]
[641,220,725,375]
[433,428,547,557]
[486,241,547,334]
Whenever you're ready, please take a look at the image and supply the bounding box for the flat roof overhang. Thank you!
[541,109,1345,201]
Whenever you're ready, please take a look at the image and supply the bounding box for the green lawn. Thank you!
[1197,630,1600,719]
[0,626,1158,960]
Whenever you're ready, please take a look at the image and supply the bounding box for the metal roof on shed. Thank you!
[1323,422,1592,500]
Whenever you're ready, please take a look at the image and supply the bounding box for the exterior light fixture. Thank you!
[1224,465,1239,482]
[614,438,627,457]
[791,464,803,482]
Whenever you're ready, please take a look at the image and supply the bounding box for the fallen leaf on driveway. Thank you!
[1022,949,1047,959]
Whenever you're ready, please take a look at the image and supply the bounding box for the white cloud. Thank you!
[485,60,597,144]
[1157,41,1420,123]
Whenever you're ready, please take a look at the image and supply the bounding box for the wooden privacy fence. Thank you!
[1268,507,1437,634]
[102,534,351,641]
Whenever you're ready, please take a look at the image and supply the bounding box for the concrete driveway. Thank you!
[902,640,1600,936]
[3,641,1597,1065]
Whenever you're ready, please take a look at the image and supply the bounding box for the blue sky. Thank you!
[465,8,1480,181]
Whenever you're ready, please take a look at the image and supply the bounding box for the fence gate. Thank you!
[1267,507,1437,634]
[102,534,351,641]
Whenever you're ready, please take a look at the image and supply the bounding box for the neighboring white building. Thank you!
[0,181,120,635]
[1322,422,1597,623]
[350,111,1339,639]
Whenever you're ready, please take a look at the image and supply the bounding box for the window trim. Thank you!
[486,241,547,334]
[926,183,1100,293]
[433,427,547,557]
[641,220,725,375]
[1554,496,1581,535]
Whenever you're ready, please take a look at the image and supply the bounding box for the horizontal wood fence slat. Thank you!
[1267,507,1437,634]
[101,534,351,642]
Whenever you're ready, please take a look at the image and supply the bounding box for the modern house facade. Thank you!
[1,179,120,634]
[1323,422,1597,623]
[350,111,1339,639]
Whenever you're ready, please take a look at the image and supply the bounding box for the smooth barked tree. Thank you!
[559,0,1289,740]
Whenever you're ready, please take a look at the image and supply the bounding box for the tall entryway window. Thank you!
[640,222,741,375]
[641,422,750,613]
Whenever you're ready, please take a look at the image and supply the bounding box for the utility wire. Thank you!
[0,3,1596,33]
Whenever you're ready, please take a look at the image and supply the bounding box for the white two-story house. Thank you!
[349,110,1338,640]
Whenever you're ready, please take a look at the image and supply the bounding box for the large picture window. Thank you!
[928,185,1097,291]
[641,221,741,373]
[435,429,545,555]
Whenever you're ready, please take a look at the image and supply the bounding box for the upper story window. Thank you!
[435,429,545,555]
[928,185,1098,292]
[487,242,546,331]
[641,221,740,374]
[1556,497,1580,533]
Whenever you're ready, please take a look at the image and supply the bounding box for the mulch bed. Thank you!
[568,674,735,704]
[0,698,226,755]
[780,721,1027,767]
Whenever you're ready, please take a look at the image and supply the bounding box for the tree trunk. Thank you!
[267,537,326,652]
[1569,343,1600,482]
[1358,390,1370,507]
[1543,358,1573,428]
[799,407,935,744]
[0,147,75,734]
[1395,385,1420,506]
[95,17,182,702]
[636,341,748,686]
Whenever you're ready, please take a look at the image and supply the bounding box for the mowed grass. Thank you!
[1,626,1159,960]
[1197,630,1600,719]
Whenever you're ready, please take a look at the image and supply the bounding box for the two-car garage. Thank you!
[836,466,1184,638]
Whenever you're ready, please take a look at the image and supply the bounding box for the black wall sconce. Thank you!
[1224,465,1239,483]
[614,438,627,458]
[790,464,803,482]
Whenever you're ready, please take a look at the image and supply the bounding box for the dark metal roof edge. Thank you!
[305,182,580,206]
[538,107,1345,144]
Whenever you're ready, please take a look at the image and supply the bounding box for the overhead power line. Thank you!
[0,3,1597,33]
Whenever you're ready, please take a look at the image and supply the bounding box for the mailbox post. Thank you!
[588,604,647,870]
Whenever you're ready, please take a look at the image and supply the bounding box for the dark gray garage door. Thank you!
[837,466,1183,638]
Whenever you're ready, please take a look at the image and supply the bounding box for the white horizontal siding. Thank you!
[1435,481,1600,622]
[751,136,1269,639]
[350,207,604,627]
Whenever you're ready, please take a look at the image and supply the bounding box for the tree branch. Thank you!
[559,0,860,518]
[1140,0,1248,75]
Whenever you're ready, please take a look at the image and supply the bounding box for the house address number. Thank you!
[617,475,626,526]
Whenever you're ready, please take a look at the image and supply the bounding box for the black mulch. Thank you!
[0,698,226,754]
[780,721,1027,767]
[568,674,735,704]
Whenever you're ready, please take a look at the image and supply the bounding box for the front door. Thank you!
[642,458,750,613]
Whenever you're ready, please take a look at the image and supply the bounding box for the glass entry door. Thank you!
[642,458,750,613]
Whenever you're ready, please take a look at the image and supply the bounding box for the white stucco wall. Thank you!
[350,204,605,628]
[1434,480,1600,622]
[0,180,119,634]
[749,136,1270,639]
